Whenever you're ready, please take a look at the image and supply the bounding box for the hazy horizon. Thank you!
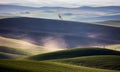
[0,0,120,8]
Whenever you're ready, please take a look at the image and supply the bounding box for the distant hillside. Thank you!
[0,4,120,12]
[0,4,37,11]
[0,17,120,47]
[74,15,120,22]
[28,48,120,61]
[95,20,120,27]
[53,55,120,70]
[0,4,120,22]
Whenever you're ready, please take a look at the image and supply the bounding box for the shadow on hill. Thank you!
[28,48,120,61]
[0,17,120,47]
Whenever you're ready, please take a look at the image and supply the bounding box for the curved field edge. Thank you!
[50,55,120,70]
[27,48,120,61]
[0,60,119,72]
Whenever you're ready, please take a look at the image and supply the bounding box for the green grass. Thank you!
[51,55,120,70]
[0,59,119,72]
[28,48,120,61]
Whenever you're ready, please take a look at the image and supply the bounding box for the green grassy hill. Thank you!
[0,59,119,72]
[28,48,120,61]
[52,55,120,70]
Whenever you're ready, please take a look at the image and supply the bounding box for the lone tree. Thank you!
[58,14,63,20]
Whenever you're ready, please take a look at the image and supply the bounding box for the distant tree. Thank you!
[58,14,63,20]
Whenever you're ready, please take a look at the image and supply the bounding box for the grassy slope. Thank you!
[28,48,120,61]
[0,36,45,55]
[0,60,119,72]
[51,55,120,70]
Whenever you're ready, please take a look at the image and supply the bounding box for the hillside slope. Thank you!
[0,17,120,47]
[0,36,45,55]
[0,52,25,59]
[28,48,120,61]
[0,46,28,59]
[0,60,119,72]
[95,20,120,27]
[52,55,120,70]
[0,46,27,55]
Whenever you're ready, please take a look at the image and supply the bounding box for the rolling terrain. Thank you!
[0,46,27,55]
[52,55,120,70]
[0,4,120,22]
[26,48,120,72]
[28,48,120,61]
[0,17,120,48]
[0,47,120,72]
[0,46,28,59]
[0,36,45,55]
[0,4,120,72]
[0,60,119,72]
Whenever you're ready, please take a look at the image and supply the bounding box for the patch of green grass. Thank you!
[51,55,120,70]
[28,48,120,61]
[0,59,119,72]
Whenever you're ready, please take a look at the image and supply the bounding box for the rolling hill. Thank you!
[28,48,120,61]
[0,46,27,55]
[0,36,45,55]
[0,60,119,72]
[0,46,28,59]
[74,15,120,22]
[1,5,120,13]
[0,52,25,59]
[0,4,120,23]
[52,55,120,70]
[0,17,120,48]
